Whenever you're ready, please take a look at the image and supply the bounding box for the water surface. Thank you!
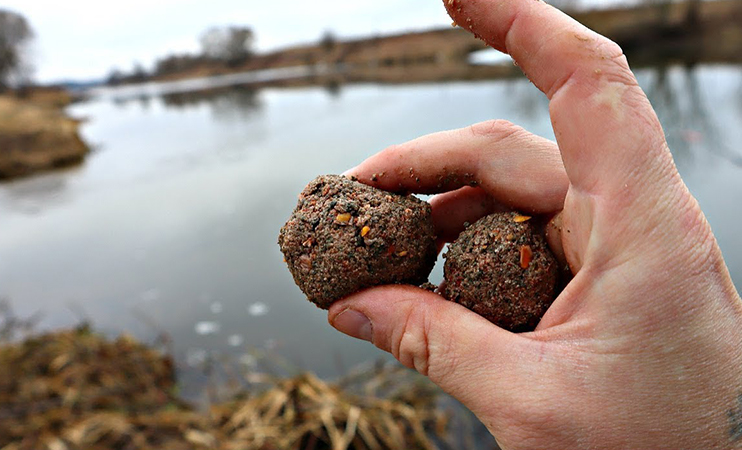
[1,64,741,391]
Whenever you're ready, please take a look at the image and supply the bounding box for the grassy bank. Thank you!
[0,89,89,181]
[0,322,484,450]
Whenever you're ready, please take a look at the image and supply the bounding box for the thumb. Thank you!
[328,285,536,418]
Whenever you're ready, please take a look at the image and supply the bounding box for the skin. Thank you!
[327,1,742,449]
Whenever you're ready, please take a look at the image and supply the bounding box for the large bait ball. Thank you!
[443,212,559,332]
[279,175,437,309]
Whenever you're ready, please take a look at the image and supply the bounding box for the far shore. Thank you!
[145,0,742,86]
[93,0,742,108]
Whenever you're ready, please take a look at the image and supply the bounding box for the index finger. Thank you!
[447,0,672,196]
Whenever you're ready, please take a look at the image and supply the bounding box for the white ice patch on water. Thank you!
[247,302,269,317]
[468,48,512,66]
[227,334,244,347]
[186,348,208,367]
[194,321,221,335]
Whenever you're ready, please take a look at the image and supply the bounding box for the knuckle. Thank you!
[597,37,625,61]
[392,307,461,382]
[468,119,524,141]
[595,39,635,85]
[394,308,431,376]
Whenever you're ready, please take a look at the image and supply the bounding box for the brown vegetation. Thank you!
[0,88,88,181]
[0,320,469,450]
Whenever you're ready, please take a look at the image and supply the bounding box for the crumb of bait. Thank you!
[443,212,559,332]
[278,175,438,309]
[419,282,440,294]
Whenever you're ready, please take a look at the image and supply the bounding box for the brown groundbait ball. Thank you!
[443,212,559,332]
[278,175,438,309]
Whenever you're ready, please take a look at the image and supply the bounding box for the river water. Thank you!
[1,64,741,394]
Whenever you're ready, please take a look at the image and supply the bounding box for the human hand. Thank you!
[328,1,742,449]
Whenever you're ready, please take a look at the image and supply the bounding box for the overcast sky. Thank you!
[1,0,454,83]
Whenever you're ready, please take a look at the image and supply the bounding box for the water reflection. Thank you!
[0,171,76,214]
[134,94,153,111]
[324,79,343,98]
[161,85,262,122]
[500,77,549,122]
[644,65,742,172]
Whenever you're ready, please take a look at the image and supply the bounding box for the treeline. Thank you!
[107,26,255,85]
[0,9,34,91]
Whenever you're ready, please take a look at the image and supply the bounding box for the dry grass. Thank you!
[0,305,470,450]
[0,89,89,181]
[212,369,447,450]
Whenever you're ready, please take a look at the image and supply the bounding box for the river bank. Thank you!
[0,89,89,181]
[0,322,473,450]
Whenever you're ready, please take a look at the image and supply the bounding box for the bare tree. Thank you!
[320,30,338,53]
[199,26,254,65]
[106,67,125,86]
[0,9,34,90]
[154,53,205,76]
[130,62,147,82]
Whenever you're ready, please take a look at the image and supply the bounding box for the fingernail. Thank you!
[332,309,372,342]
